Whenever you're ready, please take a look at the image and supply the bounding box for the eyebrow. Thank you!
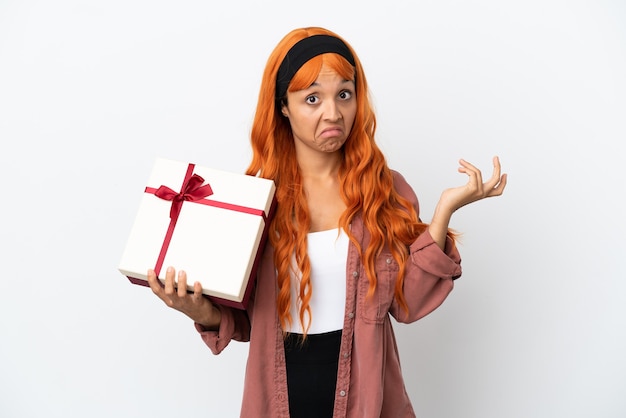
[307,79,354,88]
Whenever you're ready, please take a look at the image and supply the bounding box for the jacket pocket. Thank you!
[358,252,399,324]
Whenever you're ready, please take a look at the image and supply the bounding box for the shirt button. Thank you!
[386,258,392,264]
[343,352,349,358]
[339,390,346,397]
[347,312,354,319]
[352,271,358,277]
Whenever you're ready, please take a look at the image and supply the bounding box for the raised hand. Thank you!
[440,156,507,213]
[147,267,221,329]
[428,156,507,249]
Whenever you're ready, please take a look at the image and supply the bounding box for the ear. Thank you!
[280,101,289,118]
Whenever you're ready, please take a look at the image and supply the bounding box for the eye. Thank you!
[339,90,353,100]
[305,95,319,105]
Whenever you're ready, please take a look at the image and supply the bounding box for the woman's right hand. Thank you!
[147,266,222,330]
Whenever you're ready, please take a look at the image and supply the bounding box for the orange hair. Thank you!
[246,27,431,336]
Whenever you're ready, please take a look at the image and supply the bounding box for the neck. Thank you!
[296,149,343,180]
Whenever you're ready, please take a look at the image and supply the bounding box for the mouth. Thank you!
[320,127,343,138]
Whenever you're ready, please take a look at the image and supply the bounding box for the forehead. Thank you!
[308,65,353,86]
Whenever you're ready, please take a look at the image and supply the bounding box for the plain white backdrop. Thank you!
[1,1,625,417]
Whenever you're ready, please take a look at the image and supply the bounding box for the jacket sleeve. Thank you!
[389,170,462,323]
[194,298,253,355]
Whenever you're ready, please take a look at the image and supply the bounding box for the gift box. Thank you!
[118,157,275,309]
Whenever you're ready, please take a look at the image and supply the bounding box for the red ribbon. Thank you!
[144,163,268,276]
[153,174,214,221]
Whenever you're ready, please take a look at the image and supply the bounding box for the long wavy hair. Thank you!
[246,27,430,336]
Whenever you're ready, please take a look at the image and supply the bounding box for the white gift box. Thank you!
[118,157,275,309]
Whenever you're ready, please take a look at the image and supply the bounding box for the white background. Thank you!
[1,1,625,417]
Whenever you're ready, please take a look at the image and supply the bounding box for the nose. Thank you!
[322,99,341,121]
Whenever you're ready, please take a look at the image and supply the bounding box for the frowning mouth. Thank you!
[320,126,343,138]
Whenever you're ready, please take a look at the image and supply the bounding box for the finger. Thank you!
[177,270,188,297]
[484,156,503,190]
[458,159,480,174]
[458,159,483,189]
[491,156,502,179]
[192,281,204,303]
[164,266,176,295]
[489,173,508,196]
[147,268,164,295]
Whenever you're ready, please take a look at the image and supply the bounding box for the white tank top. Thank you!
[284,228,348,334]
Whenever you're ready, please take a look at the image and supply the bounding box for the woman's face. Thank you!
[281,65,357,157]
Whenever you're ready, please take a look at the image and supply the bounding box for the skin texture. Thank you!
[148,266,221,329]
[147,65,507,329]
[429,156,507,249]
[282,67,356,157]
[281,66,355,233]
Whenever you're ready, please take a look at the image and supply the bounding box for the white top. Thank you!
[284,228,348,334]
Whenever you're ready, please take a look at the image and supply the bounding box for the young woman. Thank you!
[147,26,507,418]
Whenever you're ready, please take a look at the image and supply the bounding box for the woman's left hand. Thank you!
[439,156,507,214]
[428,156,507,249]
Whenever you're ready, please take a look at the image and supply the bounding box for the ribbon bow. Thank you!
[154,174,213,221]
